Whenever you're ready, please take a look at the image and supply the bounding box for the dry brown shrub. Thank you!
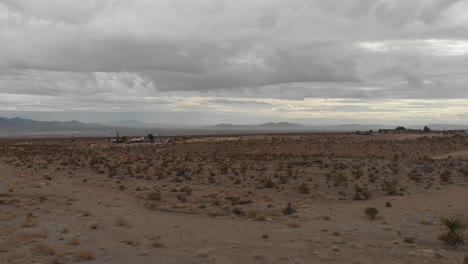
[115,217,131,228]
[69,236,80,245]
[195,247,215,258]
[286,221,301,228]
[0,243,9,252]
[74,250,94,261]
[207,211,225,217]
[150,240,166,248]
[255,213,268,221]
[30,242,60,256]
[147,191,161,201]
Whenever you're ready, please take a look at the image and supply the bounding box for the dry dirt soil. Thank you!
[0,133,467,264]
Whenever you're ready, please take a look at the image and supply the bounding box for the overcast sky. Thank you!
[1,0,468,125]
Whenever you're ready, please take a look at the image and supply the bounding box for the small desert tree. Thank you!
[147,133,155,143]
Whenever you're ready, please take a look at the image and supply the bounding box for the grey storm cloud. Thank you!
[1,0,468,124]
[206,99,272,106]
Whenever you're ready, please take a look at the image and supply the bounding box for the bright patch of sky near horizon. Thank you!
[1,0,468,125]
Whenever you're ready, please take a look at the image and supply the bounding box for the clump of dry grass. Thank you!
[81,209,92,217]
[0,211,17,221]
[255,213,268,221]
[298,182,310,194]
[144,201,160,211]
[30,242,60,256]
[115,217,131,228]
[11,229,49,245]
[195,247,215,258]
[150,240,165,248]
[21,217,37,228]
[246,209,258,219]
[0,243,9,253]
[286,221,301,228]
[69,236,80,245]
[5,251,27,262]
[122,239,140,247]
[207,211,225,217]
[180,186,193,195]
[74,250,94,262]
[147,191,161,201]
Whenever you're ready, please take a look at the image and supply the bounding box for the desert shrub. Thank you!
[260,178,276,188]
[440,171,451,183]
[365,207,379,219]
[176,166,187,176]
[286,221,301,228]
[353,185,371,200]
[74,250,94,261]
[207,211,225,217]
[438,216,465,247]
[232,207,245,216]
[255,213,268,221]
[239,164,248,173]
[333,174,348,187]
[298,182,310,194]
[30,242,59,256]
[68,237,80,245]
[219,164,229,174]
[147,191,161,201]
[180,186,193,195]
[352,169,364,179]
[150,240,166,248]
[283,203,297,215]
[383,181,398,195]
[246,209,258,218]
[115,217,131,228]
[368,173,378,183]
[409,173,422,182]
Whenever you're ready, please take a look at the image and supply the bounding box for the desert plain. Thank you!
[0,133,467,264]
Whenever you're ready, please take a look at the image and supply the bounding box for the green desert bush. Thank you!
[353,185,371,200]
[365,207,379,220]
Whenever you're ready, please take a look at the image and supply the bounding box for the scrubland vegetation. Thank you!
[0,133,467,263]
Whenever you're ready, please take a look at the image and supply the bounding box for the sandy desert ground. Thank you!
[0,133,467,264]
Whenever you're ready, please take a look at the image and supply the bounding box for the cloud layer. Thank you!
[1,0,468,124]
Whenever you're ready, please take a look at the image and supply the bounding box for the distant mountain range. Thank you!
[0,117,101,132]
[212,122,393,131]
[1,117,467,135]
[213,122,304,130]
[212,123,468,132]
[107,120,147,126]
